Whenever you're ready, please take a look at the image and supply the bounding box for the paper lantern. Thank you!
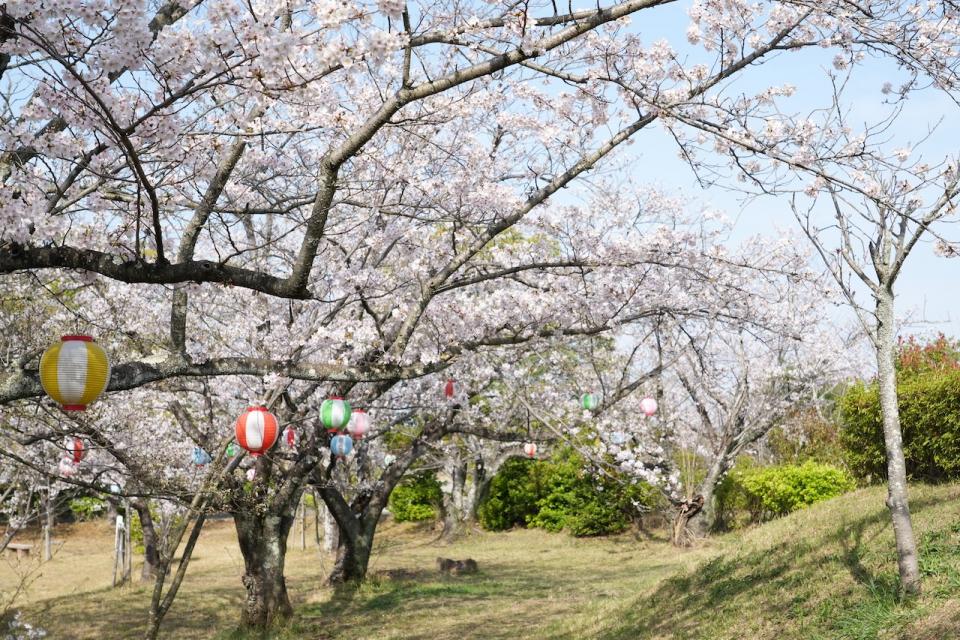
[383,454,396,466]
[192,447,212,466]
[235,406,279,457]
[40,336,111,410]
[443,379,455,400]
[330,434,353,458]
[66,437,84,464]
[580,393,598,411]
[246,467,256,482]
[640,397,658,417]
[226,442,239,457]
[347,409,369,440]
[523,443,537,459]
[58,457,77,477]
[283,426,296,450]
[610,432,627,445]
[320,397,351,433]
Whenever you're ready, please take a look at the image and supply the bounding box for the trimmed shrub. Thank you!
[840,371,960,482]
[717,461,855,527]
[389,472,442,522]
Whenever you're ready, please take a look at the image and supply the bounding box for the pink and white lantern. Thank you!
[523,443,537,459]
[58,457,77,477]
[640,397,658,417]
[347,409,370,440]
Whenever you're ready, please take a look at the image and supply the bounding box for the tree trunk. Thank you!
[689,458,724,538]
[233,512,294,628]
[671,496,704,547]
[466,457,485,523]
[43,488,54,562]
[440,457,467,540]
[321,502,339,553]
[327,521,374,586]
[875,288,921,595]
[132,499,160,580]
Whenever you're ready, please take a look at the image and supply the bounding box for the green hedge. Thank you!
[839,369,960,482]
[478,448,656,537]
[388,472,443,522]
[716,461,854,528]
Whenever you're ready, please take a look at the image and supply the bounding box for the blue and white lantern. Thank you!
[330,434,354,458]
[192,447,212,466]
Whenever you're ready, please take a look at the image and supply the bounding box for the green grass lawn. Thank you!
[4,483,960,639]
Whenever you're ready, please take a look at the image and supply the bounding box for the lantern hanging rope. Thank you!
[40,336,111,411]
[320,397,351,433]
[235,406,279,457]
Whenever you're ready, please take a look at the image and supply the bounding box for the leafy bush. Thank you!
[68,497,105,522]
[389,472,442,522]
[477,458,541,531]
[839,335,960,482]
[717,461,854,527]
[478,448,656,536]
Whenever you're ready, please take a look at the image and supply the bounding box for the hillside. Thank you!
[2,484,960,639]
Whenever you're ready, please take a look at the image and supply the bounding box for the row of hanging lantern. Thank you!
[580,392,658,416]
[36,335,660,472]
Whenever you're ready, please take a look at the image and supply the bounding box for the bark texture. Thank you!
[233,512,295,628]
[875,288,921,595]
[132,499,160,580]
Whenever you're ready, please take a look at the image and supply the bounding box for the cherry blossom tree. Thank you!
[1,0,959,629]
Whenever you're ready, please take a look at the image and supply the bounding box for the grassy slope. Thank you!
[572,483,960,640]
[3,484,960,639]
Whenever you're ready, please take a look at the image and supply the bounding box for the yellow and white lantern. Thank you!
[39,336,110,411]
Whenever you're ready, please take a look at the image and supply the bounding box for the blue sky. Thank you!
[612,1,960,339]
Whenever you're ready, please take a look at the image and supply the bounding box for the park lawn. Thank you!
[0,515,710,640]
[3,483,960,639]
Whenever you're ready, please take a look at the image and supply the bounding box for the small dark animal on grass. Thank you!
[436,557,478,575]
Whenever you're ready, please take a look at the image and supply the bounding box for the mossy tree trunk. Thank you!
[233,511,295,628]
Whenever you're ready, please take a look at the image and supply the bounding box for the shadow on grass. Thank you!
[580,493,953,640]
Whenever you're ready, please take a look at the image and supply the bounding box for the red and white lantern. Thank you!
[443,379,455,401]
[347,409,370,440]
[234,406,279,457]
[640,397,658,417]
[523,443,537,459]
[66,437,84,464]
[283,426,297,450]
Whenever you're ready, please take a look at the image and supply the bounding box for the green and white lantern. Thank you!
[580,393,598,411]
[321,397,352,433]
